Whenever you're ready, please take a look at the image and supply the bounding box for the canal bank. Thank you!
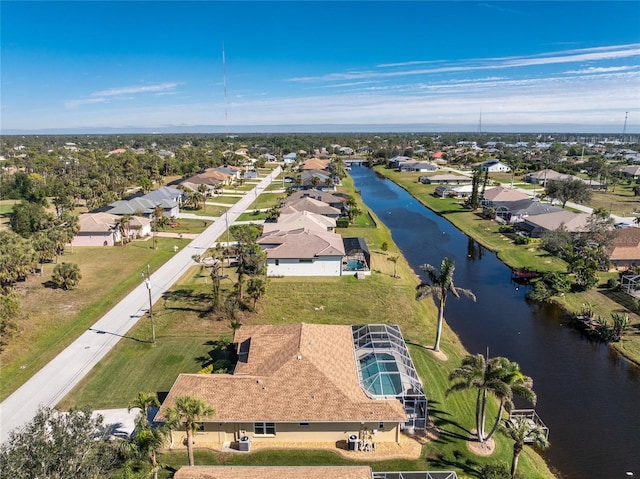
[373,166,640,367]
[349,165,640,479]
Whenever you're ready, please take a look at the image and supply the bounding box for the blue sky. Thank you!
[2,1,639,133]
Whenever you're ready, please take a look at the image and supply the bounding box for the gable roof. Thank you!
[492,199,563,217]
[483,187,530,202]
[155,324,406,423]
[284,189,347,206]
[77,212,119,233]
[522,210,590,233]
[301,158,331,170]
[262,211,336,234]
[608,227,640,261]
[258,228,346,259]
[280,197,341,217]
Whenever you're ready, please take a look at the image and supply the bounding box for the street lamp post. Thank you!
[142,265,156,344]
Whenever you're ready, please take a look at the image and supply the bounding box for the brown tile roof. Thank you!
[482,187,530,202]
[77,212,119,233]
[257,228,346,259]
[262,211,335,234]
[174,466,373,479]
[156,324,406,423]
[280,197,341,217]
[523,210,590,233]
[301,159,330,170]
[609,227,640,261]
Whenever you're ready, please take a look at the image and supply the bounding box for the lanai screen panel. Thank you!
[352,324,428,429]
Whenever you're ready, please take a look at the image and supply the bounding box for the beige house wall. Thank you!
[179,421,401,448]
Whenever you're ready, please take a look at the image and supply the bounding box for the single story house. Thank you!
[620,165,640,179]
[136,186,185,205]
[104,197,179,218]
[301,158,331,170]
[388,156,412,168]
[608,227,640,269]
[262,211,336,234]
[484,199,563,224]
[481,186,530,208]
[517,210,591,237]
[524,169,570,185]
[280,197,342,219]
[258,228,345,276]
[398,161,437,173]
[283,190,348,213]
[210,165,243,180]
[300,170,339,190]
[155,323,426,450]
[479,160,511,173]
[283,152,297,163]
[71,213,121,247]
[434,184,473,198]
[418,174,472,185]
[339,146,354,156]
[173,467,458,479]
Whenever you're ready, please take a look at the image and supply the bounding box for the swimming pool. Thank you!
[359,352,403,396]
[345,259,366,270]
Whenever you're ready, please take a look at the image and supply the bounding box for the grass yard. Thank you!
[206,195,243,205]
[182,204,229,217]
[62,196,554,478]
[237,210,268,221]
[0,199,19,230]
[0,237,192,401]
[376,166,640,365]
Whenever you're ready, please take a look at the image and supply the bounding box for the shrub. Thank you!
[498,225,515,234]
[514,235,531,245]
[606,278,619,290]
[52,262,81,290]
[336,217,350,228]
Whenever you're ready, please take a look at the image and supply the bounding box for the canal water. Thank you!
[349,166,640,479]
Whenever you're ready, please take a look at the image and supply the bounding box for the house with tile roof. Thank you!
[620,165,640,179]
[258,228,345,276]
[155,323,427,451]
[283,189,348,213]
[481,186,531,208]
[262,211,336,234]
[608,227,640,269]
[280,197,342,219]
[517,210,591,237]
[71,212,151,246]
[418,174,472,185]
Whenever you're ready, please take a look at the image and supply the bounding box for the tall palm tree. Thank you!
[128,391,160,427]
[416,257,476,352]
[165,395,214,466]
[500,416,549,478]
[447,354,537,444]
[122,419,169,479]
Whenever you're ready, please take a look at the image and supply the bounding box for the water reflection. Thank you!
[350,166,640,479]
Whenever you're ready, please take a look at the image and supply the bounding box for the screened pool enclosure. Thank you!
[352,324,428,430]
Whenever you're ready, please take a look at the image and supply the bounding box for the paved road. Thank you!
[0,167,281,442]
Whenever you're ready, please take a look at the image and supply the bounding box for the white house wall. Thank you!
[267,256,343,276]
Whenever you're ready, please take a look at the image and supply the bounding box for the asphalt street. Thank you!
[0,167,281,443]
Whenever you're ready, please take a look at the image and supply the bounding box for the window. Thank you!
[378,422,385,430]
[275,259,279,266]
[299,259,313,263]
[254,422,276,436]
[298,423,309,428]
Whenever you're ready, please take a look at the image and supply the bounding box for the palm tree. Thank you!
[447,354,537,444]
[165,395,214,466]
[416,257,476,352]
[128,391,160,427]
[500,416,549,478]
[122,419,169,479]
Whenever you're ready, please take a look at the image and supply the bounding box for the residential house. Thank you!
[434,184,473,198]
[608,227,640,270]
[517,210,591,237]
[479,160,511,173]
[155,323,426,449]
[71,213,121,247]
[481,186,530,208]
[283,152,297,163]
[524,169,570,185]
[280,197,342,219]
[301,169,338,190]
[210,165,243,180]
[260,153,277,162]
[262,211,336,234]
[418,174,472,185]
[387,156,412,169]
[301,158,331,171]
[136,186,185,205]
[486,199,563,224]
[258,228,345,276]
[620,165,640,179]
[398,161,437,173]
[339,146,354,156]
[284,190,348,213]
[105,197,179,218]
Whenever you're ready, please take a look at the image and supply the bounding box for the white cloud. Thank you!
[91,82,181,97]
[564,66,639,74]
[64,97,106,108]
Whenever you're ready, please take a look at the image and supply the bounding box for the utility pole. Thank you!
[142,265,155,344]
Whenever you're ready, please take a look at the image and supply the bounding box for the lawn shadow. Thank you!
[428,399,474,442]
[194,339,235,370]
[162,288,213,314]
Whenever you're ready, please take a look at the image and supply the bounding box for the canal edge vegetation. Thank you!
[373,166,640,366]
[54,174,557,479]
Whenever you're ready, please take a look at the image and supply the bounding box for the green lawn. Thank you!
[63,192,554,478]
[376,166,640,365]
[182,204,229,217]
[206,195,243,205]
[0,238,192,401]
